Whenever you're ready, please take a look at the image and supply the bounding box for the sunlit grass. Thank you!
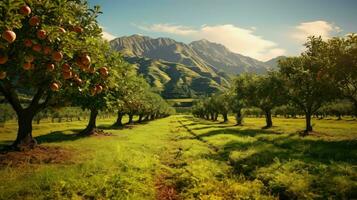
[0,115,356,199]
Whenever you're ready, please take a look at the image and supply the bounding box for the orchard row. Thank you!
[0,0,174,150]
[193,35,357,134]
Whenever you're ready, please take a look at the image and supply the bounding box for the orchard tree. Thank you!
[0,0,103,149]
[231,75,249,125]
[243,72,286,128]
[279,36,339,134]
[68,39,115,135]
[327,34,357,114]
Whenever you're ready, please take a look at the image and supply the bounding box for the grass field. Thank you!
[0,115,356,199]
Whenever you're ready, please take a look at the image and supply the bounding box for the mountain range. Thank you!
[110,34,284,98]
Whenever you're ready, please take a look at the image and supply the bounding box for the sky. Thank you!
[88,0,357,61]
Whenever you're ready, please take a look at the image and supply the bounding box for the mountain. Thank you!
[264,56,286,69]
[124,57,224,98]
[189,39,271,74]
[110,35,282,98]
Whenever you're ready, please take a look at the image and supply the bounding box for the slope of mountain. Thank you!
[124,57,223,98]
[189,39,271,74]
[264,56,286,69]
[110,35,282,98]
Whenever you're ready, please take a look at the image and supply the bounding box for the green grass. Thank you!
[0,115,356,199]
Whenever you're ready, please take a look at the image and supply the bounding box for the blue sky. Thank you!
[88,0,357,61]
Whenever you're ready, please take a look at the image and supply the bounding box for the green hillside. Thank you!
[125,57,224,98]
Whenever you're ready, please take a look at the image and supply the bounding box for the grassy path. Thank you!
[0,115,356,199]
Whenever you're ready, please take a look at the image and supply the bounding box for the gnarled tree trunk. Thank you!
[138,114,143,123]
[12,110,37,150]
[305,111,313,134]
[222,113,228,122]
[113,112,124,127]
[264,110,273,128]
[128,113,134,124]
[80,108,98,136]
[235,110,243,125]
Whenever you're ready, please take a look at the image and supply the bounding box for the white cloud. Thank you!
[101,31,116,41]
[135,23,285,61]
[291,20,342,42]
[136,23,197,36]
[100,26,116,41]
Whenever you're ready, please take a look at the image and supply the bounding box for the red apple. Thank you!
[43,46,52,55]
[29,16,40,26]
[0,71,6,79]
[36,30,47,40]
[80,55,91,66]
[99,67,109,77]
[32,44,42,52]
[50,82,60,91]
[74,77,83,85]
[58,27,66,33]
[96,85,103,94]
[74,26,83,33]
[0,55,8,64]
[63,71,72,79]
[24,55,35,63]
[24,39,33,47]
[89,67,96,74]
[47,63,55,71]
[52,51,63,62]
[62,63,71,72]
[23,62,32,70]
[2,30,16,43]
[90,87,97,96]
[20,5,31,16]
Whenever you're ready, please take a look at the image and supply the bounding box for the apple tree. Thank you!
[0,0,102,149]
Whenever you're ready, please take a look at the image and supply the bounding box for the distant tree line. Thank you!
[192,35,357,135]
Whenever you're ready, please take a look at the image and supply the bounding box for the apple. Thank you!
[74,26,83,33]
[43,46,52,55]
[80,55,91,66]
[89,67,96,74]
[29,16,40,26]
[90,87,97,96]
[24,39,33,47]
[47,63,55,71]
[99,67,109,77]
[74,78,83,85]
[63,71,72,79]
[62,63,71,72]
[0,55,8,64]
[0,71,6,79]
[36,30,47,40]
[52,51,63,62]
[96,85,103,94]
[58,27,66,33]
[2,30,16,43]
[50,82,60,91]
[20,5,31,16]
[23,62,32,70]
[24,55,35,63]
[32,44,42,52]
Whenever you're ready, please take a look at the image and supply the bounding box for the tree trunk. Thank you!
[235,110,243,125]
[138,114,143,123]
[264,110,273,128]
[80,109,98,136]
[113,112,124,127]
[12,111,37,150]
[304,111,313,134]
[222,113,228,122]
[128,114,134,124]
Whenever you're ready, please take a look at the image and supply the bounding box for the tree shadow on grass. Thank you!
[35,130,86,144]
[182,116,357,198]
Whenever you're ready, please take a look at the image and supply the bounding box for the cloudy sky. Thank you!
[89,0,357,61]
